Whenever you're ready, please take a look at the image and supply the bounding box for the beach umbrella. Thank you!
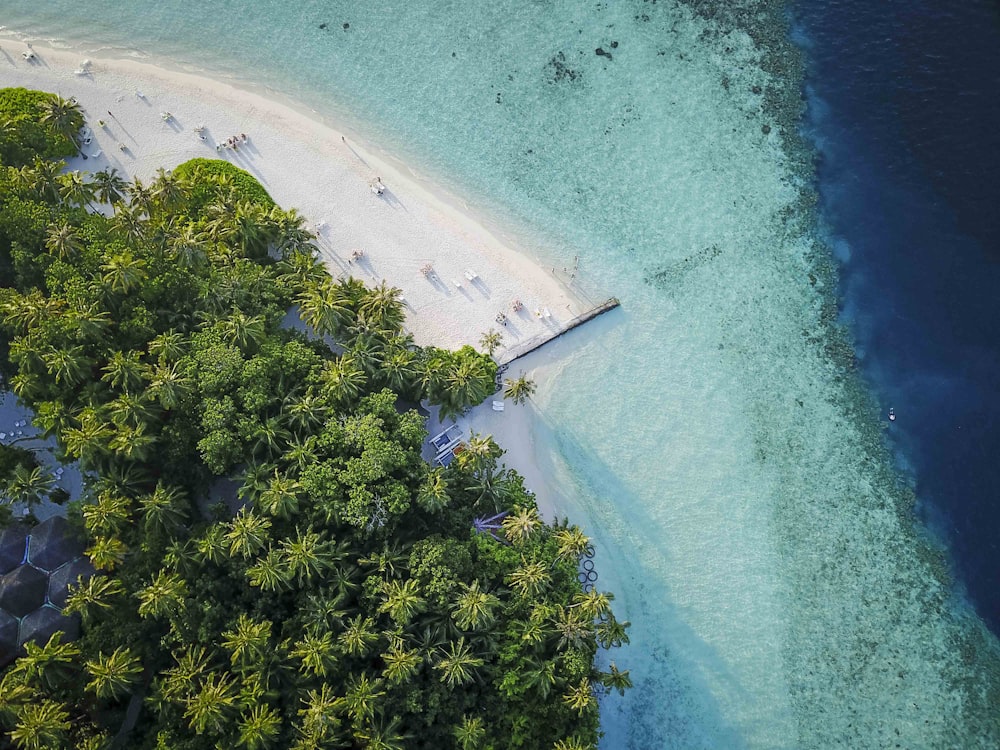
[27,516,85,572]
[0,564,48,618]
[0,525,29,574]
[0,608,18,667]
[47,557,96,609]
[18,605,80,649]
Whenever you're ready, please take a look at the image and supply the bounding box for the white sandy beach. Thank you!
[1,37,577,519]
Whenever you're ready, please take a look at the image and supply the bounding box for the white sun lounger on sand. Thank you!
[492,401,505,412]
[464,270,478,281]
[452,279,462,289]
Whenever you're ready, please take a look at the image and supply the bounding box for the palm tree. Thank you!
[112,204,148,243]
[70,304,112,343]
[86,535,128,571]
[553,738,595,750]
[501,506,541,545]
[139,482,188,537]
[416,468,450,513]
[146,361,191,410]
[479,329,503,358]
[101,251,147,294]
[62,408,113,466]
[503,374,537,405]
[148,330,186,362]
[554,525,593,562]
[108,421,156,461]
[24,156,64,203]
[128,177,156,216]
[101,350,144,393]
[279,527,333,584]
[258,473,303,519]
[435,638,484,688]
[378,345,418,394]
[170,223,209,270]
[8,700,71,750]
[221,614,273,669]
[379,579,425,626]
[508,560,551,598]
[57,169,96,208]
[562,678,595,715]
[226,507,272,559]
[277,249,327,288]
[296,684,342,748]
[15,633,80,690]
[598,662,632,696]
[195,525,228,564]
[283,434,318,474]
[338,615,378,657]
[452,580,500,631]
[297,279,350,337]
[39,95,82,143]
[151,167,184,209]
[550,607,592,651]
[358,281,405,332]
[339,673,386,727]
[92,168,129,205]
[290,631,336,677]
[595,615,630,650]
[40,345,90,386]
[183,672,239,735]
[3,464,56,509]
[85,647,142,700]
[381,644,422,684]
[136,570,187,619]
[320,355,367,405]
[269,206,315,256]
[454,716,486,750]
[572,589,613,620]
[45,222,83,260]
[220,310,267,352]
[64,575,125,623]
[246,548,288,592]
[81,491,131,536]
[236,705,282,750]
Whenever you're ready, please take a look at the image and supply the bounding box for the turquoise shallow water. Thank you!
[4,1,1000,746]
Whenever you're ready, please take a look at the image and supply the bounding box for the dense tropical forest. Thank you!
[0,88,629,750]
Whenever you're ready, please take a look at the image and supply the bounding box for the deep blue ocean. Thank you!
[794,0,1000,632]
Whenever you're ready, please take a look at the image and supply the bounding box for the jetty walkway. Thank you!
[497,297,620,367]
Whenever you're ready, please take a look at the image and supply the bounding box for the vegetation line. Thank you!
[0,87,629,750]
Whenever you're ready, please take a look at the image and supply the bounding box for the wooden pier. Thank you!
[497,297,620,367]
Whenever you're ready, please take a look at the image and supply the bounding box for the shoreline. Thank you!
[0,36,582,524]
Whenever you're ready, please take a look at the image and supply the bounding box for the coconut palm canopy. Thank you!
[26,515,84,572]
[0,525,28,574]
[18,605,79,649]
[0,564,47,618]
[47,557,95,609]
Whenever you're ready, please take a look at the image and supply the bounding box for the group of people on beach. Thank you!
[216,133,249,152]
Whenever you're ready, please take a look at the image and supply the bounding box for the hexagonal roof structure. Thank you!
[18,605,79,649]
[0,608,17,667]
[26,516,84,572]
[0,564,48,618]
[47,557,96,609]
[0,525,28,574]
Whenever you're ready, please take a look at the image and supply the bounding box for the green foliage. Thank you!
[171,158,275,210]
[0,88,83,166]
[0,89,628,750]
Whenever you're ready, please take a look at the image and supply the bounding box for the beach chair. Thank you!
[464,270,479,281]
[492,401,505,412]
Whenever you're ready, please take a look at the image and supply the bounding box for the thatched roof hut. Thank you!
[0,525,28,574]
[26,516,84,572]
[0,564,47,618]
